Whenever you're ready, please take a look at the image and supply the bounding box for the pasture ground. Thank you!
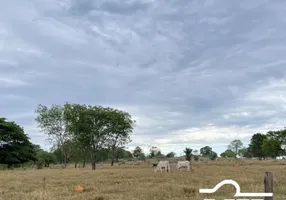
[0,159,285,200]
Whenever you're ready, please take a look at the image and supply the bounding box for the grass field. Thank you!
[0,159,285,200]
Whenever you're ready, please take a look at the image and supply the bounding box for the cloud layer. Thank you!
[1,0,286,155]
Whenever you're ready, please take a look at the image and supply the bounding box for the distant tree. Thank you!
[239,147,251,158]
[166,152,175,158]
[35,104,72,168]
[220,152,226,157]
[209,151,218,160]
[200,146,212,157]
[0,117,37,168]
[228,140,243,158]
[115,148,133,160]
[133,146,143,159]
[184,147,193,161]
[262,138,282,158]
[248,133,267,160]
[221,149,236,158]
[149,146,162,158]
[36,151,56,167]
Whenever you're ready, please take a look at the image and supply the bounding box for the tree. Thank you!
[114,147,133,160]
[184,147,192,161]
[35,104,73,168]
[228,139,243,158]
[64,104,107,170]
[36,150,56,167]
[248,133,267,160]
[209,151,217,160]
[51,139,79,166]
[166,152,175,158]
[221,149,236,158]
[200,146,212,157]
[262,138,282,158]
[133,146,143,159]
[239,147,251,158]
[105,108,135,166]
[149,146,161,158]
[0,117,37,168]
[266,129,286,143]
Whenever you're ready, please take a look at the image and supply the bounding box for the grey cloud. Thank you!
[1,0,286,153]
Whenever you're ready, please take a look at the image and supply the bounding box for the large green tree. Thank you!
[0,117,37,168]
[248,133,267,160]
[35,104,73,168]
[262,138,282,158]
[105,107,135,166]
[64,103,135,170]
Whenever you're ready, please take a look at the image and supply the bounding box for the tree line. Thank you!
[1,103,136,170]
[1,103,286,170]
[220,130,286,159]
[134,131,286,161]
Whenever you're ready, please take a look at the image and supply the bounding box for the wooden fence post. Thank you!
[264,172,274,200]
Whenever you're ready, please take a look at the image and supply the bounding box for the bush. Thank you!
[209,152,218,160]
[36,158,45,169]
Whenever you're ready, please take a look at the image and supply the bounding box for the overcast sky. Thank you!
[1,0,286,156]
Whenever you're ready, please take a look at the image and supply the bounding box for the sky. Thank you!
[1,0,286,156]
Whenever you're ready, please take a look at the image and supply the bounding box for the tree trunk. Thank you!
[91,161,96,170]
[82,160,85,168]
[63,157,67,168]
[111,147,115,166]
[75,162,77,168]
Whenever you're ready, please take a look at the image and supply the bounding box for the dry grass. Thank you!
[0,159,285,200]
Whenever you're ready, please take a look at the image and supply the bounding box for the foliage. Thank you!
[228,140,243,158]
[166,152,175,158]
[36,150,56,167]
[64,103,135,170]
[36,158,45,169]
[209,151,217,160]
[239,147,251,158]
[220,149,236,158]
[200,146,212,157]
[262,138,282,158]
[149,146,162,158]
[35,104,72,168]
[248,133,267,160]
[184,147,192,161]
[104,107,135,166]
[133,146,143,159]
[0,117,37,167]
